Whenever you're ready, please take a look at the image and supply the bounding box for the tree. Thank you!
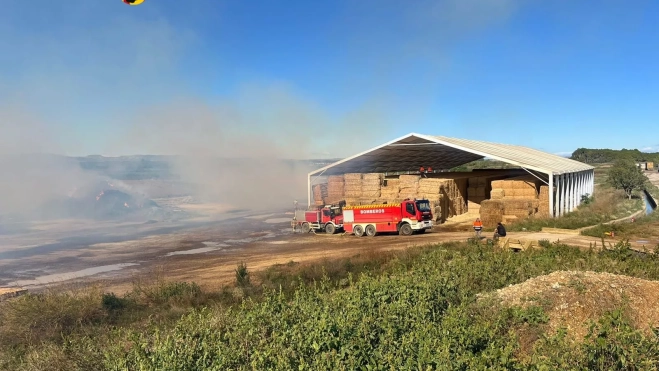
[607,160,647,199]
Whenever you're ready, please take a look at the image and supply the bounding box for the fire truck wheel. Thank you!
[399,223,412,236]
[301,222,311,233]
[353,225,364,237]
[325,223,336,234]
[365,224,377,237]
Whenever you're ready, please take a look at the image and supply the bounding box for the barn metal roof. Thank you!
[309,133,593,177]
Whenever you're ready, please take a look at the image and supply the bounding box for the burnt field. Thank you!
[0,155,336,290]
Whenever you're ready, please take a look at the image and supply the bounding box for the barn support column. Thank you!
[578,171,584,205]
[573,173,577,211]
[569,173,575,212]
[557,174,563,216]
[580,171,585,203]
[549,173,554,218]
[567,173,572,212]
[562,174,568,216]
[558,174,565,216]
[567,174,571,213]
[558,174,563,216]
[575,172,580,207]
[307,174,311,208]
[575,172,580,208]
[575,172,580,209]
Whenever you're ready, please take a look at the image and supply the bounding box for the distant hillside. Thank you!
[451,159,521,172]
[1,154,341,181]
[76,156,341,180]
[570,148,659,164]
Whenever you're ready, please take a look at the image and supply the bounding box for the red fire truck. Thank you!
[342,199,433,236]
[293,201,345,234]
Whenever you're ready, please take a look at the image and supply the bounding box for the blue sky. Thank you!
[0,0,658,158]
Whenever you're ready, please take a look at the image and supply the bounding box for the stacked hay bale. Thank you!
[418,178,446,202]
[418,178,449,222]
[537,185,550,217]
[326,175,345,204]
[467,176,487,215]
[361,173,383,202]
[480,200,504,227]
[426,173,471,218]
[422,174,467,218]
[380,178,400,202]
[343,173,363,202]
[454,178,468,215]
[490,188,505,200]
[499,199,537,224]
[399,175,420,199]
[491,176,539,200]
[487,176,541,223]
[312,183,328,205]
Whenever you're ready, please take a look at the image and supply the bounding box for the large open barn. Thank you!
[308,133,594,227]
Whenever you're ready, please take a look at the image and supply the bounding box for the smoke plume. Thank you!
[0,0,531,218]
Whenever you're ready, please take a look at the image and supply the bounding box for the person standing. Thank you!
[473,218,483,238]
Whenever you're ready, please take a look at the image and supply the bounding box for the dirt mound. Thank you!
[492,271,659,339]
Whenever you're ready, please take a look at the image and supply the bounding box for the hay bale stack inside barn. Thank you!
[343,173,363,198]
[312,183,328,205]
[398,175,421,199]
[361,173,383,199]
[484,175,543,223]
[418,178,447,201]
[326,175,345,204]
[380,178,400,201]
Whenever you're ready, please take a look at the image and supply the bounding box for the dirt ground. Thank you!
[73,226,622,296]
[490,270,659,340]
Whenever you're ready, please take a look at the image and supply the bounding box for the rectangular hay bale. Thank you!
[362,173,384,181]
[343,173,363,181]
[490,189,505,199]
[399,174,421,182]
[328,175,345,183]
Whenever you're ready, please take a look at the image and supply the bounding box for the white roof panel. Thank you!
[309,133,593,176]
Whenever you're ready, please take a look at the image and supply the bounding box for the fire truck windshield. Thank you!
[416,201,431,212]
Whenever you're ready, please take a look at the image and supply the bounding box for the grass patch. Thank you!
[507,186,643,232]
[580,178,659,240]
[5,241,659,369]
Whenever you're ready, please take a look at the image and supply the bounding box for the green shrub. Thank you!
[101,293,127,311]
[235,262,250,287]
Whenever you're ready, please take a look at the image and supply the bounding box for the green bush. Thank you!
[235,262,250,287]
[101,293,127,311]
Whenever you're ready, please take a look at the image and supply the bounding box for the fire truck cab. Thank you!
[299,202,345,234]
